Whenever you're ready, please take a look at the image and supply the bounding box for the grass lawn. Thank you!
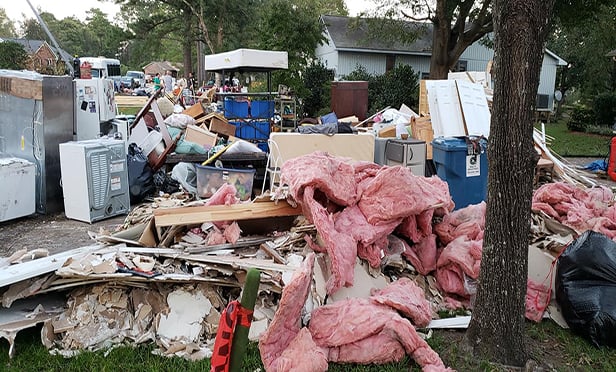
[536,120,612,157]
[2,319,616,371]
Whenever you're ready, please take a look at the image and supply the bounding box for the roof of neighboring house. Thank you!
[142,61,180,72]
[0,38,73,64]
[321,15,566,65]
[321,15,432,55]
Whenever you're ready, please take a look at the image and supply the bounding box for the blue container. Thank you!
[251,100,274,119]
[257,141,269,152]
[231,120,270,140]
[224,99,249,118]
[432,137,488,210]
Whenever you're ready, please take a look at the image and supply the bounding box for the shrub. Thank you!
[567,104,594,132]
[593,92,616,127]
[301,62,334,117]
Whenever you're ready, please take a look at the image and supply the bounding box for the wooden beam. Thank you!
[153,201,302,227]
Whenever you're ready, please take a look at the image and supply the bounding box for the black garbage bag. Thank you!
[127,143,155,204]
[555,230,616,347]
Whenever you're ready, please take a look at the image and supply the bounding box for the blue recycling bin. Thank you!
[432,137,488,210]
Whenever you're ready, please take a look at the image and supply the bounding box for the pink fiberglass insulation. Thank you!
[532,182,616,238]
[303,186,357,293]
[205,183,240,229]
[370,277,433,327]
[259,253,316,371]
[526,278,550,323]
[327,330,406,364]
[334,205,400,268]
[268,328,328,372]
[435,237,483,297]
[206,229,226,245]
[280,153,454,295]
[358,166,453,225]
[222,221,241,244]
[280,151,359,208]
[434,202,486,245]
[308,297,450,371]
[401,234,438,276]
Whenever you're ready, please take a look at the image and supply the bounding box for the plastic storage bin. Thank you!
[224,99,249,118]
[251,100,274,119]
[432,137,488,210]
[232,120,270,140]
[196,164,256,201]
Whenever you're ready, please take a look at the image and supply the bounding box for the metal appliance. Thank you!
[59,138,130,223]
[385,138,427,176]
[0,158,36,221]
[74,78,117,140]
[0,71,74,214]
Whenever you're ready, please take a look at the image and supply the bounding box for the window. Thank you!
[421,72,430,80]
[453,60,468,72]
[386,54,396,72]
[47,58,53,66]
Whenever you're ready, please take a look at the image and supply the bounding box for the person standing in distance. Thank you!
[153,73,162,91]
[163,70,173,93]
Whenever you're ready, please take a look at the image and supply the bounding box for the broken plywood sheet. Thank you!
[0,244,104,288]
[528,244,558,299]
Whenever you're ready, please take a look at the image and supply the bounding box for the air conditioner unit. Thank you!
[59,138,130,223]
[536,94,550,110]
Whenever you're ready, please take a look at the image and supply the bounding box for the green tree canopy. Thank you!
[0,8,16,37]
[0,40,29,69]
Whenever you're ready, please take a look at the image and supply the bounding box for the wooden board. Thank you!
[0,76,43,100]
[418,79,429,115]
[153,200,302,227]
[411,116,434,159]
[114,95,149,108]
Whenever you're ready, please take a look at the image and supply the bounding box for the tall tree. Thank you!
[0,40,29,69]
[0,8,16,37]
[464,0,555,367]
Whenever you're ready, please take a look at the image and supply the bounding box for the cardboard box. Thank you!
[185,124,217,150]
[207,115,236,138]
[182,102,207,120]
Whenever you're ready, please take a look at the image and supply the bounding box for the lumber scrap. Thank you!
[153,201,301,227]
[0,76,43,100]
[114,95,149,108]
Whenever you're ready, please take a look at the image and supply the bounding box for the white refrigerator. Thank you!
[74,78,117,140]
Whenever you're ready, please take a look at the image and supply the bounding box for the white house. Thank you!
[316,15,567,111]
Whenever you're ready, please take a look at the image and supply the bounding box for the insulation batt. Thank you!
[435,237,483,297]
[259,253,316,371]
[433,201,486,245]
[532,182,616,240]
[281,152,454,294]
[259,253,452,371]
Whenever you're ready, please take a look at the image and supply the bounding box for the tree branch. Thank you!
[400,10,431,22]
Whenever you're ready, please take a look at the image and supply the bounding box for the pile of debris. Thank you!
[0,146,613,369]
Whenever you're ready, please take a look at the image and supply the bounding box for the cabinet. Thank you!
[275,98,297,130]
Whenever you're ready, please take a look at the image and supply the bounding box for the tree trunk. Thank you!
[429,2,451,79]
[182,14,193,76]
[465,0,555,367]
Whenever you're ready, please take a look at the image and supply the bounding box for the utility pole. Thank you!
[25,0,74,75]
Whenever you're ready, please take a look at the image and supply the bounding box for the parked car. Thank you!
[120,76,136,90]
[126,70,146,88]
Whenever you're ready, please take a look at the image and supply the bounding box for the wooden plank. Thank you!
[154,201,302,227]
[0,76,43,100]
[418,79,429,115]
[411,116,434,159]
[114,95,149,108]
[0,245,103,288]
[166,253,296,272]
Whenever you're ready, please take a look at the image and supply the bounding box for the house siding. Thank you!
[396,55,431,77]
[315,31,339,74]
[338,52,387,77]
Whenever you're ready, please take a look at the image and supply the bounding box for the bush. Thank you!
[342,64,420,115]
[301,62,334,117]
[593,92,616,127]
[567,104,594,132]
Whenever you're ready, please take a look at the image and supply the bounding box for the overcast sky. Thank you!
[3,0,373,24]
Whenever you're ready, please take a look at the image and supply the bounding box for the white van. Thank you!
[126,70,146,88]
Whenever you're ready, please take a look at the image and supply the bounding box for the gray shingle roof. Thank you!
[321,15,433,54]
